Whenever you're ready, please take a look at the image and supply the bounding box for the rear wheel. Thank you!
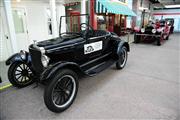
[8,62,34,88]
[44,69,78,113]
[116,46,128,69]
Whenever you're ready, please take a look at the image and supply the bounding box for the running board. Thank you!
[85,59,115,76]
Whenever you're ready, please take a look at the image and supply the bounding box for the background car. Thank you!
[134,20,170,46]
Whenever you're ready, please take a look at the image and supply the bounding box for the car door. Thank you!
[73,37,89,65]
[85,34,106,60]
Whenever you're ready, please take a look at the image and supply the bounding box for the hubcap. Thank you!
[52,75,76,108]
[14,63,32,84]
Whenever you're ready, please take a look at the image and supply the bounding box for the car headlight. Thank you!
[152,29,156,33]
[20,50,26,60]
[39,47,46,54]
[41,55,50,67]
[39,47,50,67]
[141,28,145,33]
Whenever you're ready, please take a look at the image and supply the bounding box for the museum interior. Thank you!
[0,0,179,119]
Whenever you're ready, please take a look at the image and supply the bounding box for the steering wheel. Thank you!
[80,23,95,37]
[80,23,94,31]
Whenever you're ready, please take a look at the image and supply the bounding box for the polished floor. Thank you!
[0,33,179,120]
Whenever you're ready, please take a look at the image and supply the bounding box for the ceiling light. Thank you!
[16,0,21,2]
[165,5,180,8]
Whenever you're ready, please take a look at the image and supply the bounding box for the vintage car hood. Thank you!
[37,37,62,47]
[35,36,84,50]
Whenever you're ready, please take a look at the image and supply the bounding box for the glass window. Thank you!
[12,10,25,33]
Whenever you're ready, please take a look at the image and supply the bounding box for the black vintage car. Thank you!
[6,14,130,113]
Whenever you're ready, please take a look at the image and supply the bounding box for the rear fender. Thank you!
[40,62,83,82]
[5,51,31,66]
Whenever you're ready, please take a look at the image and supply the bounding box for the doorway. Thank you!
[69,11,80,32]
[108,14,114,32]
[12,8,29,51]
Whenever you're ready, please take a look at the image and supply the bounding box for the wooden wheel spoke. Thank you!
[15,73,21,76]
[61,94,65,104]
[65,79,71,87]
[25,65,28,70]
[19,65,24,71]
[64,92,69,100]
[16,69,22,72]
[55,95,61,105]
[23,64,26,69]
[19,76,23,82]
[58,96,63,105]
[16,75,22,80]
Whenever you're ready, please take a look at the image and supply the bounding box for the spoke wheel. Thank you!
[8,62,34,88]
[44,69,78,113]
[116,46,128,69]
[52,75,76,108]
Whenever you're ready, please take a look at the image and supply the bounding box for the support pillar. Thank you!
[90,0,97,30]
[81,0,86,24]
[3,0,18,53]
[50,0,58,37]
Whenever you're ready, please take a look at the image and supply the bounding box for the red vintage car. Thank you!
[134,20,170,46]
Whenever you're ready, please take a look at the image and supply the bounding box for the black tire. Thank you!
[157,34,163,46]
[44,69,78,113]
[8,62,34,88]
[165,35,169,40]
[157,38,161,46]
[116,46,128,69]
[134,34,140,43]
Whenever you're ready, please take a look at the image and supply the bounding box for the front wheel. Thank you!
[8,62,34,88]
[44,69,78,113]
[157,33,164,46]
[116,46,128,69]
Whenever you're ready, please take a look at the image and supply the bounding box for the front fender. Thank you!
[40,61,83,82]
[115,40,130,60]
[5,51,31,66]
[117,40,130,52]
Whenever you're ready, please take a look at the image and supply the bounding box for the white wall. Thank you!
[12,1,52,44]
[11,1,66,43]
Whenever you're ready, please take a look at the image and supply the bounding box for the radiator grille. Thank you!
[29,45,44,74]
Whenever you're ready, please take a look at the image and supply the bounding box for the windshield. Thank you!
[59,14,89,36]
